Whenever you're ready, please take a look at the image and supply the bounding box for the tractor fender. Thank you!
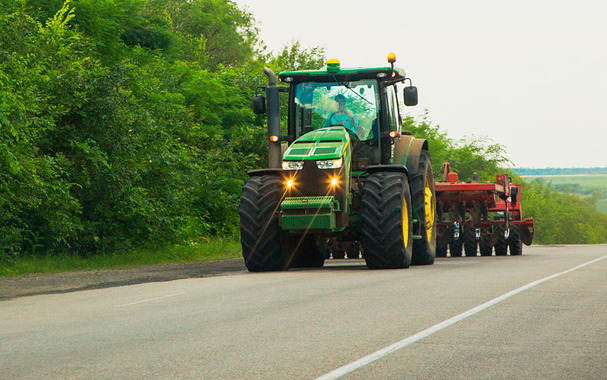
[365,164,408,176]
[247,168,284,177]
[392,135,429,175]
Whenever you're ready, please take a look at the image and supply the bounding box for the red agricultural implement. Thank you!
[434,163,534,257]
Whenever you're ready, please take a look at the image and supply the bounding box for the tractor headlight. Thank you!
[282,161,304,171]
[316,158,343,169]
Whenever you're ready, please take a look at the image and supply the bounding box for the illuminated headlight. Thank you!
[316,158,343,169]
[282,161,304,171]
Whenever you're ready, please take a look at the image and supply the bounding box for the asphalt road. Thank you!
[1,245,606,379]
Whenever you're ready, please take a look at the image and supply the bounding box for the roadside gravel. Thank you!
[0,259,246,301]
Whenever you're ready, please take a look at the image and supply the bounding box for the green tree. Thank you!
[402,112,511,182]
[261,40,326,72]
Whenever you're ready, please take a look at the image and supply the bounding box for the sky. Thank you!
[235,0,607,168]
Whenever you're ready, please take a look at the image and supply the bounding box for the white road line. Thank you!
[114,292,185,307]
[316,255,607,380]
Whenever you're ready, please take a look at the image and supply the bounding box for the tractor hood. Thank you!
[283,127,350,161]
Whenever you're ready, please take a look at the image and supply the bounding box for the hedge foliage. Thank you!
[0,0,323,259]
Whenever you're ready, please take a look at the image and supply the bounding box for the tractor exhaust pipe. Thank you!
[264,67,282,169]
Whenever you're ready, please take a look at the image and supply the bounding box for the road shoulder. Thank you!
[0,259,246,301]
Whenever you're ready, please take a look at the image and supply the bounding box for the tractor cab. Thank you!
[276,57,417,170]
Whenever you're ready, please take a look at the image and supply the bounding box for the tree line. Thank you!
[514,167,607,176]
[1,0,605,263]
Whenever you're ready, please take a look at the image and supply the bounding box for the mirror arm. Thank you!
[255,86,266,95]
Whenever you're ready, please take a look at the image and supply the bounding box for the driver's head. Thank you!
[335,94,346,111]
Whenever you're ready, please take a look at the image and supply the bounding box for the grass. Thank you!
[0,237,242,278]
[522,174,607,192]
[523,174,607,214]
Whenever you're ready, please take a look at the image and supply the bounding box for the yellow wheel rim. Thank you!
[402,195,409,248]
[425,176,435,241]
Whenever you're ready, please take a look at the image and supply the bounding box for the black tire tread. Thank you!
[410,150,436,265]
[239,176,286,271]
[361,172,412,269]
[508,226,523,256]
[464,223,478,257]
[479,232,493,256]
[449,234,463,257]
[494,234,508,256]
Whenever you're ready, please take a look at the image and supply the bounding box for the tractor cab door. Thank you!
[380,84,402,164]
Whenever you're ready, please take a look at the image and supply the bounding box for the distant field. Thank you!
[522,174,607,213]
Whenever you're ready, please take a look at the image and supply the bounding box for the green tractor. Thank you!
[240,54,436,271]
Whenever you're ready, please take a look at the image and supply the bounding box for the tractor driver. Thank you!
[322,94,359,140]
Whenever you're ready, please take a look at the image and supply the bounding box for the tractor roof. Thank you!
[278,66,407,84]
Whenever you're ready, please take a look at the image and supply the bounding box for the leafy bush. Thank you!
[1,1,326,261]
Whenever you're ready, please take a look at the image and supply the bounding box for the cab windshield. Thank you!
[293,80,379,140]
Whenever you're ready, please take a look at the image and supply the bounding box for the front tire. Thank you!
[361,172,413,269]
[239,176,286,272]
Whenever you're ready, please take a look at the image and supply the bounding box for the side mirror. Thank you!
[510,185,519,205]
[404,86,418,106]
[252,94,266,114]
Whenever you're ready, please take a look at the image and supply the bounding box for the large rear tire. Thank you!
[410,151,437,265]
[239,176,286,272]
[361,172,413,269]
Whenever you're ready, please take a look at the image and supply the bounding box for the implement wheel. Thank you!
[508,226,523,256]
[410,151,437,265]
[330,238,346,259]
[239,176,286,271]
[345,242,361,259]
[449,238,463,257]
[436,226,448,257]
[479,232,493,256]
[361,172,413,269]
[464,223,478,257]
[286,234,325,268]
[494,233,508,256]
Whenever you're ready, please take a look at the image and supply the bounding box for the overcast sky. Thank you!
[235,0,607,168]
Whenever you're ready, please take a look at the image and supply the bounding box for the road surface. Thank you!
[1,245,606,379]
